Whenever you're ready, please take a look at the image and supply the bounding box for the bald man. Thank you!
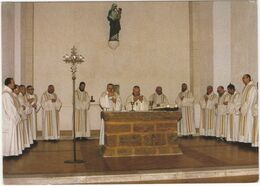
[125,86,148,111]
[149,86,169,108]
[239,74,257,143]
[41,85,62,140]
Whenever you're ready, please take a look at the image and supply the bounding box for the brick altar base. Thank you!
[102,111,183,157]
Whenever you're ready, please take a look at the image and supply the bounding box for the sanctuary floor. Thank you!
[3,136,259,184]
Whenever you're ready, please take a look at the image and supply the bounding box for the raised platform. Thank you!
[3,136,259,184]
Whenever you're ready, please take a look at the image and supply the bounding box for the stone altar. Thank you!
[101,111,182,157]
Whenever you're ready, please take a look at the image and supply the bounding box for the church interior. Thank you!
[1,0,259,184]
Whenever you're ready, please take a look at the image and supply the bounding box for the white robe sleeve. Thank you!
[234,94,241,114]
[139,96,148,111]
[207,96,218,110]
[41,94,54,111]
[125,96,133,111]
[31,95,37,106]
[241,87,257,115]
[182,93,194,107]
[163,95,169,105]
[175,95,182,107]
[55,97,62,111]
[199,96,206,109]
[99,93,109,110]
[25,101,33,115]
[227,101,235,114]
[2,93,20,128]
[75,92,84,110]
[85,93,90,110]
[114,96,122,111]
[253,103,258,116]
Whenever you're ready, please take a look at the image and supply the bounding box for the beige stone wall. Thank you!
[190,0,258,96]
[21,3,34,85]
[231,0,258,91]
[1,2,34,85]
[33,2,191,130]
[189,1,213,100]
[1,3,15,82]
[2,1,258,131]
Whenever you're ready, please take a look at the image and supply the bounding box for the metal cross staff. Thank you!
[63,46,85,164]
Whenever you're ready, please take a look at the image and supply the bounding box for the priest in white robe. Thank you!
[41,85,62,140]
[18,85,33,147]
[226,84,240,142]
[99,83,122,145]
[13,85,25,154]
[75,82,91,139]
[149,86,169,109]
[215,86,229,140]
[26,85,38,142]
[239,74,257,143]
[2,78,21,156]
[175,83,196,136]
[125,85,148,111]
[199,85,218,136]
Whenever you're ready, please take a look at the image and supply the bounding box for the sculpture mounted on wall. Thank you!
[107,3,122,41]
[107,3,121,50]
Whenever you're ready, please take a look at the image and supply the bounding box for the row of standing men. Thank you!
[2,80,62,157]
[98,75,258,148]
[2,74,258,156]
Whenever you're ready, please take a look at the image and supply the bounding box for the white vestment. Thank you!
[41,91,62,140]
[26,94,38,141]
[2,86,21,156]
[251,92,258,147]
[99,91,122,145]
[13,93,25,154]
[149,93,169,108]
[18,93,33,147]
[239,81,257,143]
[75,89,91,138]
[175,90,196,136]
[125,95,148,111]
[216,91,229,138]
[199,92,218,136]
[226,91,240,142]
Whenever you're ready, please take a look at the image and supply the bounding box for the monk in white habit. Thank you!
[199,85,218,136]
[239,74,257,143]
[18,85,33,147]
[175,83,196,136]
[125,85,148,111]
[41,85,62,140]
[75,82,91,139]
[100,83,122,111]
[13,85,25,154]
[99,83,122,145]
[2,78,21,156]
[225,84,240,142]
[215,86,229,141]
[26,85,38,142]
[149,86,169,108]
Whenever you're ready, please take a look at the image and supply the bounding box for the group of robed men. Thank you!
[198,74,258,147]
[98,75,258,148]
[2,78,64,157]
[2,74,258,156]
[2,78,38,157]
